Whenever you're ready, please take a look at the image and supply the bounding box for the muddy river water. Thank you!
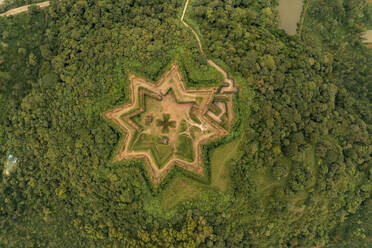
[278,0,304,35]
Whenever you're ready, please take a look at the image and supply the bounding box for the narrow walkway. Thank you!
[0,1,49,17]
[181,0,238,93]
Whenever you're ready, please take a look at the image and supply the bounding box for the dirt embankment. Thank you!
[0,1,49,17]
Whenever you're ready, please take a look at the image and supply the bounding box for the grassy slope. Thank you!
[300,2,371,244]
[155,138,241,210]
[175,134,194,162]
[209,138,240,192]
[159,176,206,209]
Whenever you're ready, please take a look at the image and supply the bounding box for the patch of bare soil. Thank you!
[0,1,49,17]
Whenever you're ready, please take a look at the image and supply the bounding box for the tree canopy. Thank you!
[0,0,370,247]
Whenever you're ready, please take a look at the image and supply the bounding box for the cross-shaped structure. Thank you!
[156,114,176,133]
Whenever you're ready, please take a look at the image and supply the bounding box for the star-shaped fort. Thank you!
[105,64,235,185]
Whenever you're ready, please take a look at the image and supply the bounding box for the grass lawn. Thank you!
[133,133,153,150]
[133,134,174,168]
[209,139,241,192]
[158,139,241,209]
[159,175,206,209]
[153,143,174,168]
[176,134,194,162]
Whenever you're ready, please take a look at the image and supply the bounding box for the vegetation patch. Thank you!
[176,134,194,162]
[209,139,240,192]
[208,102,222,116]
[158,175,205,210]
[133,133,154,150]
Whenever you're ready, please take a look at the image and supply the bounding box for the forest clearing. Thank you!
[209,138,241,192]
[157,138,241,209]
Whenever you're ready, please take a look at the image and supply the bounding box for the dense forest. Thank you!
[0,0,370,247]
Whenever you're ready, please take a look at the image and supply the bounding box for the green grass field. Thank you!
[158,139,241,208]
[133,133,154,150]
[152,143,174,168]
[209,139,241,192]
[176,134,194,162]
[133,133,174,168]
[159,176,206,209]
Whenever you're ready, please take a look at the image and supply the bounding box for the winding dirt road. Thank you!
[181,0,238,93]
[0,1,49,17]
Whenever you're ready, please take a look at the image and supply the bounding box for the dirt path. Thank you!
[181,0,238,93]
[0,1,49,17]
